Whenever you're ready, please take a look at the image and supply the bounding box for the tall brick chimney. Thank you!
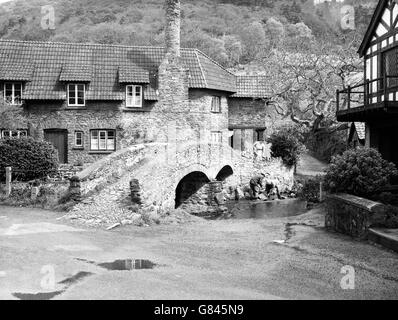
[165,0,181,61]
[157,0,189,110]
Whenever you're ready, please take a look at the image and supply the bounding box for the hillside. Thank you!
[0,0,377,68]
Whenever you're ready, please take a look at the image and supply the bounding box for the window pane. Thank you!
[107,131,115,151]
[75,132,83,146]
[126,86,133,96]
[69,85,76,105]
[99,131,106,150]
[14,86,22,104]
[5,84,13,103]
[11,131,18,137]
[77,91,84,105]
[91,131,98,150]
[134,86,142,107]
[19,130,27,137]
[77,85,84,105]
[127,97,134,106]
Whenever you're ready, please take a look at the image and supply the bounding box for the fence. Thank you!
[0,165,82,199]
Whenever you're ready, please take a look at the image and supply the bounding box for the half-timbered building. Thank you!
[336,0,398,167]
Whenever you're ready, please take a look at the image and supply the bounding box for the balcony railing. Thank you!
[336,75,398,113]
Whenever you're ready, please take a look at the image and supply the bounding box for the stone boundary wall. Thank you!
[325,193,389,239]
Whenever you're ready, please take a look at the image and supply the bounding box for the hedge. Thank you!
[0,137,59,181]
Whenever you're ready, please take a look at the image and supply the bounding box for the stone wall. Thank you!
[25,101,122,165]
[325,193,389,239]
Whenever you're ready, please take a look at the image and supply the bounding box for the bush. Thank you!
[0,137,59,182]
[299,176,323,203]
[267,126,305,167]
[324,148,398,198]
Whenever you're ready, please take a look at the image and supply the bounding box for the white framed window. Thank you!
[211,131,222,144]
[126,85,143,108]
[67,84,85,107]
[1,129,27,138]
[74,131,83,148]
[4,83,22,105]
[90,130,115,151]
[211,96,221,113]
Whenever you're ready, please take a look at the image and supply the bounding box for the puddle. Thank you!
[58,271,93,286]
[76,258,158,271]
[99,259,157,271]
[13,291,64,300]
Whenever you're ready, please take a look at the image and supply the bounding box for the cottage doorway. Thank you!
[44,129,68,164]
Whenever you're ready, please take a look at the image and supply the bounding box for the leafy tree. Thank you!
[267,126,305,167]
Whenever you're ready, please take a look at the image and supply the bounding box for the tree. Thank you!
[238,21,269,62]
[261,37,362,138]
[265,18,284,48]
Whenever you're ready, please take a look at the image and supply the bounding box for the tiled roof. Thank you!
[119,64,150,84]
[0,62,34,81]
[0,40,237,101]
[354,122,366,140]
[231,76,272,98]
[59,64,93,82]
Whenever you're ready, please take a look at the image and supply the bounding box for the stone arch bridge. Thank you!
[70,140,293,217]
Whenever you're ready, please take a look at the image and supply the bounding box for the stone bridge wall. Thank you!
[325,193,389,239]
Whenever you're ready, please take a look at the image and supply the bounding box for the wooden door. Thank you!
[44,130,68,164]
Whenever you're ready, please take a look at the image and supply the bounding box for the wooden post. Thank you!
[319,181,324,203]
[365,80,369,106]
[384,73,387,102]
[5,167,11,197]
[336,89,340,112]
[347,86,351,110]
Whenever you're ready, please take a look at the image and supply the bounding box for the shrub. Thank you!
[299,176,323,203]
[267,126,305,167]
[0,137,59,182]
[324,148,398,198]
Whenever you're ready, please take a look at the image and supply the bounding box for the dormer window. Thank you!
[67,84,85,107]
[4,83,22,105]
[126,85,142,108]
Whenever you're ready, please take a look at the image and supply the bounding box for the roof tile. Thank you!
[0,40,236,101]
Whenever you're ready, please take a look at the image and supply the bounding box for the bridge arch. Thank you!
[174,171,210,209]
[216,165,234,182]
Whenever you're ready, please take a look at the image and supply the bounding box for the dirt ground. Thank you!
[0,205,397,300]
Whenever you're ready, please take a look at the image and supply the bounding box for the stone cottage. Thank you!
[0,0,293,216]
